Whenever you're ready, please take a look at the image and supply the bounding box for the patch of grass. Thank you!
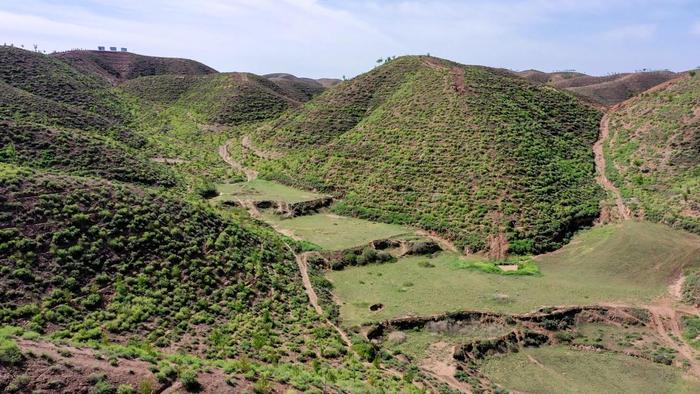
[215,179,326,204]
[682,316,700,348]
[453,256,540,276]
[262,212,415,250]
[328,222,700,325]
[481,346,700,394]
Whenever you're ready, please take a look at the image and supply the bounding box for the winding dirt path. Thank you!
[594,114,630,220]
[216,139,353,348]
[284,243,352,348]
[218,139,258,181]
[420,342,473,393]
[647,304,700,377]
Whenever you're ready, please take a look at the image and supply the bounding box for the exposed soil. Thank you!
[420,342,473,393]
[594,113,630,220]
[2,339,265,393]
[218,139,258,181]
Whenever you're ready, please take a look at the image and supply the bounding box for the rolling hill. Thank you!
[0,47,130,131]
[0,121,176,187]
[121,72,306,125]
[516,68,678,106]
[251,55,604,255]
[264,73,327,101]
[53,50,217,85]
[605,73,700,234]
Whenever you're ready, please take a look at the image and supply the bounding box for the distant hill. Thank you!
[606,73,700,233]
[0,47,129,129]
[252,55,603,255]
[52,50,217,84]
[264,73,327,101]
[562,71,677,106]
[515,68,677,106]
[121,72,304,125]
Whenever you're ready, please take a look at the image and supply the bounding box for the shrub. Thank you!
[196,181,218,199]
[116,384,134,394]
[0,339,24,365]
[179,369,200,392]
[92,379,115,394]
[356,248,377,265]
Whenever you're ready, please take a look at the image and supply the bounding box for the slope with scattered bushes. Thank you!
[606,73,700,233]
[53,50,217,84]
[0,47,129,126]
[0,121,176,187]
[253,56,603,254]
[0,164,339,362]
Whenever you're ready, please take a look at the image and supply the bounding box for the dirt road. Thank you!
[594,113,630,220]
[284,243,352,348]
[218,139,258,181]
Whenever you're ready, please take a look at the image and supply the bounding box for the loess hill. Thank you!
[0,47,130,134]
[251,56,604,255]
[120,72,304,126]
[0,163,392,391]
[606,72,700,234]
[517,68,678,106]
[53,49,217,85]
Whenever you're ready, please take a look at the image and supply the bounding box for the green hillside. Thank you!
[0,47,128,126]
[0,121,176,186]
[252,56,603,254]
[606,74,700,233]
[121,72,302,125]
[0,164,310,359]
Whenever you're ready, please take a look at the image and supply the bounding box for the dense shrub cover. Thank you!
[0,165,343,364]
[254,56,604,253]
[0,121,176,187]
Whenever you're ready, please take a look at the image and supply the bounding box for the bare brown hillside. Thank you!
[52,50,217,84]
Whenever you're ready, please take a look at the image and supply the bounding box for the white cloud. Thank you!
[0,0,697,76]
[602,24,656,40]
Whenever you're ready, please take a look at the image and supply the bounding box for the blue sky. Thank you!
[0,0,698,78]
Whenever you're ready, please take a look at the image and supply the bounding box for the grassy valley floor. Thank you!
[328,221,700,326]
[481,346,700,394]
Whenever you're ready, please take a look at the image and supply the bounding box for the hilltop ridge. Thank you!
[52,49,217,84]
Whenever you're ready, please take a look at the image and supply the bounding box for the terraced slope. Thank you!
[0,121,176,186]
[252,56,603,254]
[0,47,128,128]
[53,50,216,84]
[118,72,313,184]
[606,73,700,234]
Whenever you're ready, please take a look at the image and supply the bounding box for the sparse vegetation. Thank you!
[606,74,700,234]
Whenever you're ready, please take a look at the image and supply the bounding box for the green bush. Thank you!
[0,338,23,365]
[116,384,134,394]
[92,379,115,394]
[179,369,200,392]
